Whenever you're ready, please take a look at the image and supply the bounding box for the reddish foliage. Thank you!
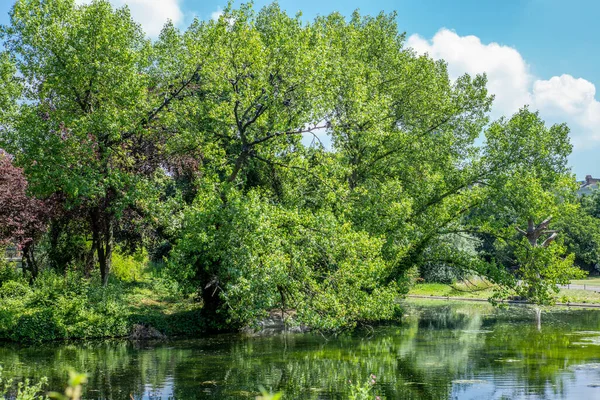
[0,151,49,248]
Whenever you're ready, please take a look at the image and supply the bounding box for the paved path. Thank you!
[559,283,600,292]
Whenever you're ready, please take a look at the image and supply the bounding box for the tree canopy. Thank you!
[0,0,587,330]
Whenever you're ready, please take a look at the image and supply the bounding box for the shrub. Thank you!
[10,309,65,342]
[112,247,148,282]
[0,259,21,286]
[0,280,31,298]
[0,366,48,400]
[0,268,203,342]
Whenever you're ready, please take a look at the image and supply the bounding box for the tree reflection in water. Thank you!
[1,300,600,399]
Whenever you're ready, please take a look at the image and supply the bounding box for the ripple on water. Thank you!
[573,336,600,345]
[452,379,488,384]
[571,363,600,370]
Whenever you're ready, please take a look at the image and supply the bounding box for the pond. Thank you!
[1,299,600,399]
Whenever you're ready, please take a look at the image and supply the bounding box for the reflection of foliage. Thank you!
[1,301,599,399]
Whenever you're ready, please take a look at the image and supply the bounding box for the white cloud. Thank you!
[533,75,600,142]
[210,7,224,21]
[75,0,183,37]
[407,29,600,147]
[407,29,532,117]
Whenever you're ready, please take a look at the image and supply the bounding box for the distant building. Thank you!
[579,175,600,195]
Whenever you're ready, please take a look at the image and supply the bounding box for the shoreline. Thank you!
[406,294,600,308]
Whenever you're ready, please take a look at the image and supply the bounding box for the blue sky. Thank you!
[1,0,599,179]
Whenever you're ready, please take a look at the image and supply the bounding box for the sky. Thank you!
[1,0,598,179]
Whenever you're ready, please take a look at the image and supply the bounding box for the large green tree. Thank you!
[0,0,203,284]
[164,6,582,328]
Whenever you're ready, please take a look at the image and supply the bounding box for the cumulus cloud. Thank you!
[533,75,600,142]
[407,29,532,117]
[211,7,224,21]
[407,29,600,147]
[75,0,183,37]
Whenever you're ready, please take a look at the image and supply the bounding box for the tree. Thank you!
[0,52,20,126]
[165,6,582,328]
[467,109,585,304]
[556,205,600,273]
[165,4,393,329]
[0,153,49,278]
[0,0,202,284]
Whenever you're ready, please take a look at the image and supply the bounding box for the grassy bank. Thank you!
[409,280,600,304]
[0,266,204,343]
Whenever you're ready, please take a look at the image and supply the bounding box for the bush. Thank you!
[0,260,21,286]
[112,247,148,282]
[0,366,48,400]
[0,268,203,342]
[11,309,65,342]
[0,280,31,298]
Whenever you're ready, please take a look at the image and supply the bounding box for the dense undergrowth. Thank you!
[0,262,203,343]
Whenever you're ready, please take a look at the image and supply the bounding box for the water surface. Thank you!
[2,300,600,399]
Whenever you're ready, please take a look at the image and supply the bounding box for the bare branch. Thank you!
[515,226,527,236]
[542,232,558,248]
[537,216,553,231]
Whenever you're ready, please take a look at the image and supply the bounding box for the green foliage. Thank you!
[348,374,379,400]
[0,51,20,125]
[256,387,284,400]
[504,241,585,305]
[170,188,404,331]
[48,371,87,400]
[418,234,480,283]
[0,0,590,334]
[0,267,201,342]
[0,367,48,400]
[0,260,22,286]
[111,246,148,282]
[11,309,64,342]
[0,280,31,298]
[554,207,600,272]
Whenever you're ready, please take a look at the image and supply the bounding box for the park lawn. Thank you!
[569,277,600,285]
[409,282,600,304]
[557,289,600,304]
[409,281,497,300]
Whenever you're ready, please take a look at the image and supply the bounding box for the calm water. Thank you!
[2,300,600,399]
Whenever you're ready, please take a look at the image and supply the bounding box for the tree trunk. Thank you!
[48,220,61,271]
[103,217,113,286]
[90,207,113,286]
[22,243,38,281]
[201,282,227,331]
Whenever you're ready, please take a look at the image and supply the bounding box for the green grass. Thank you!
[409,281,496,300]
[409,281,600,304]
[569,277,600,285]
